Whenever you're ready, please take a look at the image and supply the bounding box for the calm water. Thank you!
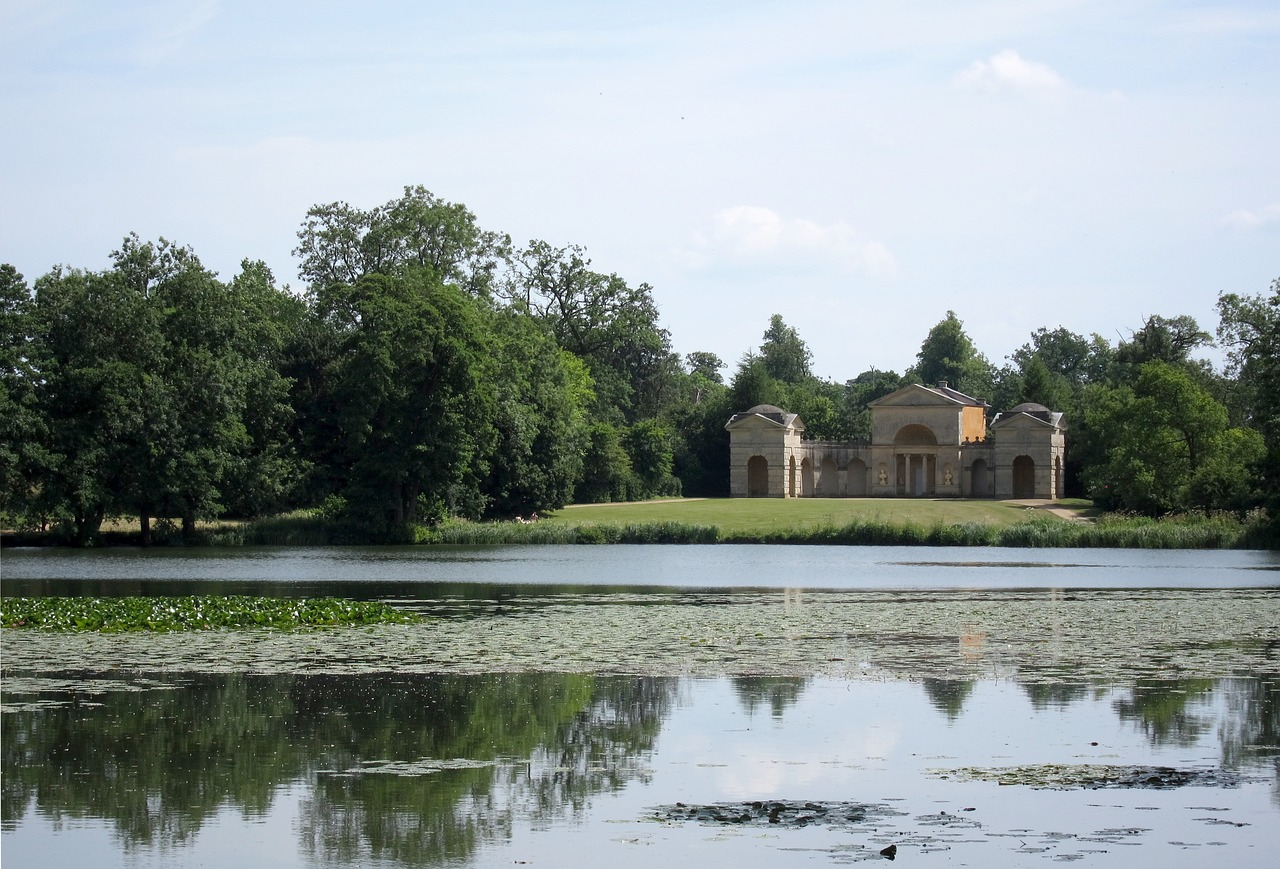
[2,545,1279,867]
[3,544,1279,596]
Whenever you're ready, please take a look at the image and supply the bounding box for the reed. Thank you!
[421,520,719,545]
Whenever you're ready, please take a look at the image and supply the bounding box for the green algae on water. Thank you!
[0,595,422,632]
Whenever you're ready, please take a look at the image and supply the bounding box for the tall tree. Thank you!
[482,309,592,517]
[220,260,308,517]
[1080,360,1259,514]
[759,314,812,383]
[910,310,994,397]
[843,368,905,440]
[30,264,160,543]
[510,240,674,421]
[318,269,497,530]
[1217,279,1280,533]
[0,265,44,524]
[294,185,510,297]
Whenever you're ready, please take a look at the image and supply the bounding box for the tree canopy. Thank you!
[1,185,1274,542]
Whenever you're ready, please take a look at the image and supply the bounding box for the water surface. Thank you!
[2,545,1278,867]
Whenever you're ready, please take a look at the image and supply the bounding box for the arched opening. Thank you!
[788,455,798,497]
[847,459,868,496]
[894,424,938,446]
[818,457,838,496]
[1054,456,1063,499]
[800,458,814,497]
[1012,455,1036,498]
[970,459,990,497]
[747,455,769,497]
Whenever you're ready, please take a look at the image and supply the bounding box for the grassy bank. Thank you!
[3,499,1271,549]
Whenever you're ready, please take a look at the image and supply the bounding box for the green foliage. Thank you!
[1217,279,1280,538]
[483,312,591,517]
[510,239,674,422]
[759,314,812,383]
[0,264,43,525]
[575,421,633,503]
[23,237,304,544]
[1080,360,1258,515]
[421,519,719,545]
[0,596,420,631]
[294,184,510,296]
[1,672,671,859]
[668,386,733,496]
[624,418,678,496]
[909,310,994,397]
[7,187,1274,542]
[319,270,497,530]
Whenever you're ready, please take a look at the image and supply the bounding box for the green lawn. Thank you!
[545,498,1077,534]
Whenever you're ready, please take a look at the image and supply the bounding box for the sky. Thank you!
[2,0,1277,380]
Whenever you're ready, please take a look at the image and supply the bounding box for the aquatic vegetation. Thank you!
[0,596,422,632]
[5,588,1277,681]
[652,799,909,828]
[930,763,1243,790]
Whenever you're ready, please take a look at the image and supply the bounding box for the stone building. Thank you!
[725,381,1065,499]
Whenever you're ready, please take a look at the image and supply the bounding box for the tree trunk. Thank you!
[73,506,105,547]
[140,512,151,547]
[182,513,196,544]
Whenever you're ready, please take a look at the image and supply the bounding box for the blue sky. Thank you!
[3,0,1277,379]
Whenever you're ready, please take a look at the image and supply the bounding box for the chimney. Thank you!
[937,380,948,389]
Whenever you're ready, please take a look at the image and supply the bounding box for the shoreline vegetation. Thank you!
[1,498,1272,550]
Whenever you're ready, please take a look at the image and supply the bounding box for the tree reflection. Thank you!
[1112,678,1217,747]
[1021,683,1091,710]
[1214,674,1280,807]
[1,673,679,864]
[921,678,974,720]
[731,676,810,719]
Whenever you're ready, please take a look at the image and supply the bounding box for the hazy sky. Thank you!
[3,0,1277,379]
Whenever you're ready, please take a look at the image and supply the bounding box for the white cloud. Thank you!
[1221,203,1280,230]
[953,49,1067,93]
[686,205,899,279]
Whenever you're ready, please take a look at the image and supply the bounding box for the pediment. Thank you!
[868,384,966,409]
[725,411,805,432]
[991,411,1063,431]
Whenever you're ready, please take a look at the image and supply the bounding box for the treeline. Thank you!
[1,185,1277,543]
[734,305,1278,526]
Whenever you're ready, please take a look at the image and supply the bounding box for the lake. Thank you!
[2,545,1279,867]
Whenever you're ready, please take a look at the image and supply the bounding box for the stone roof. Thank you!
[992,402,1065,429]
[932,381,989,407]
[725,404,804,430]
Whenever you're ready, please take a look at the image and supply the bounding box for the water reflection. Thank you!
[4,672,1278,868]
[922,677,977,720]
[730,676,809,719]
[1,673,678,863]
